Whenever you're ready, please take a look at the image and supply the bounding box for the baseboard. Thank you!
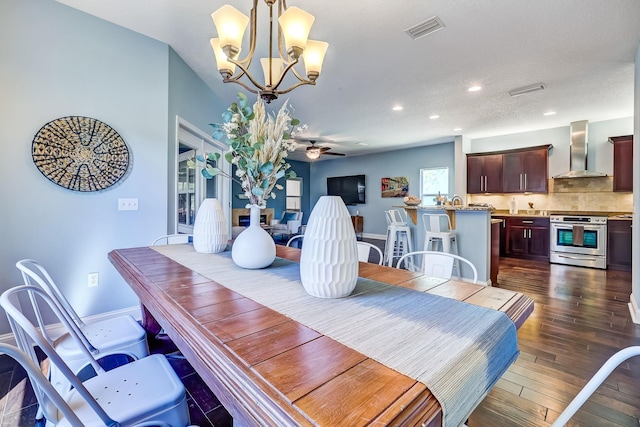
[0,305,142,346]
[629,294,640,324]
[362,233,386,240]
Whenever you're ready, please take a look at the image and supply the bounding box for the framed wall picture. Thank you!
[381,177,409,198]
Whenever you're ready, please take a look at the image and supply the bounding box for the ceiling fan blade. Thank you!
[319,147,332,153]
[323,152,346,156]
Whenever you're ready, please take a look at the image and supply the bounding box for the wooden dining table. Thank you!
[109,244,533,427]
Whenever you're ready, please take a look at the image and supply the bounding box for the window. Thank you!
[286,178,302,211]
[420,167,449,204]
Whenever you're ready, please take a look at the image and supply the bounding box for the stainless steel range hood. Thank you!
[553,120,607,178]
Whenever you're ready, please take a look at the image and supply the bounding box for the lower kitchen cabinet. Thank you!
[608,219,632,271]
[506,217,550,262]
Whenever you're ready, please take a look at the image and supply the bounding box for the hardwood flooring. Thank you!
[469,257,640,427]
[1,253,638,426]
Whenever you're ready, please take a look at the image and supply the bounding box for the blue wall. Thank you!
[0,0,223,335]
[309,143,455,236]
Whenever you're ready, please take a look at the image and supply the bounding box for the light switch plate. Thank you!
[118,198,138,211]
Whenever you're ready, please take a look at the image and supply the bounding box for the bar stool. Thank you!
[422,213,459,276]
[384,210,413,267]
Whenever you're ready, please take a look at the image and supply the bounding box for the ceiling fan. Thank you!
[298,139,346,160]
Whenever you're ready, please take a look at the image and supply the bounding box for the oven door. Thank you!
[550,223,606,256]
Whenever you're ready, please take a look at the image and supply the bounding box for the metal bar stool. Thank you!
[422,213,459,276]
[384,210,413,267]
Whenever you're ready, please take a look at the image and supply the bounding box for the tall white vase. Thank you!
[300,196,358,298]
[193,198,228,253]
[232,205,276,269]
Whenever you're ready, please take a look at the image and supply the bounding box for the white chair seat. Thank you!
[56,354,189,427]
[54,315,147,360]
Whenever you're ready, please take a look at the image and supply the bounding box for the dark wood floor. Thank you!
[469,257,640,427]
[1,254,639,426]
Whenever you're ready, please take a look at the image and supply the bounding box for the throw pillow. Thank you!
[282,212,298,224]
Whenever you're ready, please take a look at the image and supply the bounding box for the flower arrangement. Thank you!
[190,92,303,208]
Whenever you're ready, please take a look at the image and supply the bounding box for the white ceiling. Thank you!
[56,0,640,161]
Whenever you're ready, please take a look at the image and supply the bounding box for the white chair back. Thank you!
[286,234,304,247]
[0,285,190,427]
[396,251,479,284]
[423,213,453,233]
[152,234,192,245]
[357,242,384,265]
[385,209,407,226]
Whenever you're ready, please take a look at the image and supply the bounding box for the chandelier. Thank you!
[210,0,329,103]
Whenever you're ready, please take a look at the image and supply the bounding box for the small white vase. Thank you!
[193,198,228,253]
[232,205,276,269]
[300,196,358,298]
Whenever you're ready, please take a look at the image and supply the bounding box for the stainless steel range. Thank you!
[549,214,608,269]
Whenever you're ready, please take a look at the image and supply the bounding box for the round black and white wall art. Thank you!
[32,116,130,192]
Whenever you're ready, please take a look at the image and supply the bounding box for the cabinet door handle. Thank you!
[480,176,483,192]
[524,173,528,190]
[519,173,523,191]
[484,176,488,191]
[522,220,533,224]
[524,229,527,239]
[529,229,532,238]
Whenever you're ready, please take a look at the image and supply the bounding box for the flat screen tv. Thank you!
[327,174,366,205]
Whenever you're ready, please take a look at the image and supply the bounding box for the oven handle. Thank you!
[555,254,599,261]
[551,225,605,231]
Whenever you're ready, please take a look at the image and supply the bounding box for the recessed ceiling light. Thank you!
[392,105,403,111]
[468,86,482,92]
[429,115,440,119]
[453,127,462,131]
[544,111,556,116]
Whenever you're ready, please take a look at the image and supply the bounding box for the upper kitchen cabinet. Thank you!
[609,135,633,192]
[502,145,551,193]
[467,154,503,194]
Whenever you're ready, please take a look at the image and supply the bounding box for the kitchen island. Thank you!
[400,205,495,284]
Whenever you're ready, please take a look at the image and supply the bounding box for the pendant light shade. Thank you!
[302,40,329,80]
[211,5,249,59]
[278,6,315,59]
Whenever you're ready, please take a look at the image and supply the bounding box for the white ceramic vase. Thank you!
[232,205,276,269]
[300,196,358,298]
[193,198,228,254]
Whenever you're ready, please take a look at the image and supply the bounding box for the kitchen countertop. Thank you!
[492,211,633,219]
[400,205,493,211]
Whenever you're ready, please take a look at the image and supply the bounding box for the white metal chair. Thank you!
[422,213,459,276]
[151,234,192,245]
[551,346,640,426]
[384,209,413,266]
[396,251,479,284]
[286,234,304,247]
[15,260,148,390]
[0,285,191,427]
[357,242,384,265]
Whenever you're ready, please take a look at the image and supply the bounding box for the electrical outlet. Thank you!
[88,272,99,287]
[118,198,139,211]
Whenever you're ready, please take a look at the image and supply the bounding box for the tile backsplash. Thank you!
[467,176,633,213]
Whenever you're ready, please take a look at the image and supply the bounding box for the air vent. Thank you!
[405,16,445,40]
[508,83,546,97]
